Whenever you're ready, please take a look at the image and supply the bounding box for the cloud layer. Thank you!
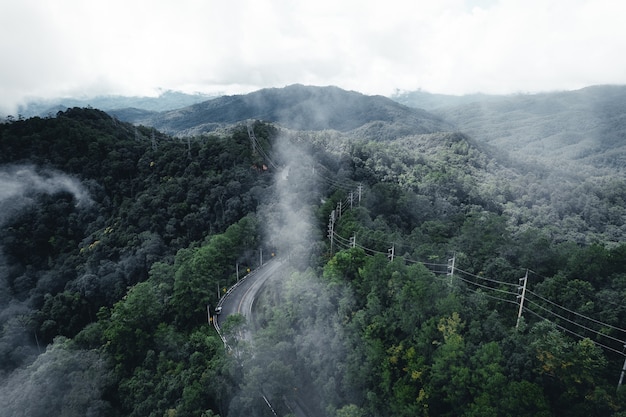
[2,0,625,114]
[0,165,91,225]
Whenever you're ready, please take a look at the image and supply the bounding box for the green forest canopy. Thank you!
[0,108,626,416]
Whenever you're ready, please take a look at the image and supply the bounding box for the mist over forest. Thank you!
[2,85,626,416]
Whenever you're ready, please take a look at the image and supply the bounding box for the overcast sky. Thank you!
[1,0,625,114]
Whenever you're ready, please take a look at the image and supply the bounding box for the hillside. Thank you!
[402,85,626,173]
[111,84,452,138]
[16,90,215,118]
[2,103,626,416]
[391,89,503,110]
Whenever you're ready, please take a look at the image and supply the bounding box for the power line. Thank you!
[355,242,388,257]
[525,289,626,335]
[523,308,626,357]
[529,269,626,311]
[247,124,279,169]
[455,267,520,288]
[332,232,353,247]
[460,284,521,306]
[334,222,624,347]
[333,226,445,267]
[334,239,352,251]
[314,170,356,191]
[524,297,626,346]
[332,231,453,276]
[331,220,626,360]
[333,225,626,346]
[313,163,357,191]
[333,227,626,357]
[455,273,520,297]
[319,169,626,359]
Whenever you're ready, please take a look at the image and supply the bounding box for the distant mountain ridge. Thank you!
[24,83,626,174]
[391,89,504,110]
[110,84,452,138]
[423,85,626,173]
[17,90,216,118]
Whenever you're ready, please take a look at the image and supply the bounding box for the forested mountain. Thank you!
[16,90,215,119]
[399,85,626,173]
[1,86,626,417]
[0,109,276,416]
[110,84,451,138]
[392,89,503,111]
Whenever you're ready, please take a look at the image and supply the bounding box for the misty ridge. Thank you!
[0,164,91,322]
[1,85,626,416]
[14,90,217,119]
[106,84,453,139]
[0,165,92,222]
[0,166,105,417]
[399,85,626,174]
[23,83,626,176]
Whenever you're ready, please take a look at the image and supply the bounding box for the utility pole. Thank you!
[388,245,395,262]
[337,201,343,219]
[349,192,354,209]
[262,395,278,416]
[516,270,529,329]
[328,210,336,255]
[34,330,41,354]
[447,253,456,287]
[260,248,263,266]
[247,123,255,153]
[618,344,626,391]
[350,234,356,248]
[236,263,239,281]
[358,183,363,205]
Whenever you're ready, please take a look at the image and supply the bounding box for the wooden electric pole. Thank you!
[516,270,529,329]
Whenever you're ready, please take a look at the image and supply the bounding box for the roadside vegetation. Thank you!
[1,107,626,416]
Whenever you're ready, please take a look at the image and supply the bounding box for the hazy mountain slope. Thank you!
[425,85,626,173]
[4,108,626,416]
[17,90,215,118]
[391,89,504,110]
[115,84,452,138]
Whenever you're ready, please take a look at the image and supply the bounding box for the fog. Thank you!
[227,130,357,416]
[3,1,626,116]
[0,164,92,305]
[0,338,112,417]
[0,165,111,416]
[0,164,91,297]
[258,134,321,266]
[0,165,92,224]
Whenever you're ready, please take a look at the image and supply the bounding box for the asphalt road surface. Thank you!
[216,258,283,332]
[214,259,317,417]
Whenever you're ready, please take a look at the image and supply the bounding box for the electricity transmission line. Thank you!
[247,124,279,169]
[525,288,626,336]
[328,192,626,358]
[306,148,626,362]
[522,307,626,356]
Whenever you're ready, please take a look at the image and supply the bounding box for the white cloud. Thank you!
[1,0,625,114]
[0,165,92,225]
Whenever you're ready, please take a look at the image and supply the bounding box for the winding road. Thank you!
[215,258,283,334]
[213,258,316,417]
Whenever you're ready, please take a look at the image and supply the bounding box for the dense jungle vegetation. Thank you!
[1,107,626,417]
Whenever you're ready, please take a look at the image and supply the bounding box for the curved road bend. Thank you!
[214,259,316,417]
[216,258,283,335]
